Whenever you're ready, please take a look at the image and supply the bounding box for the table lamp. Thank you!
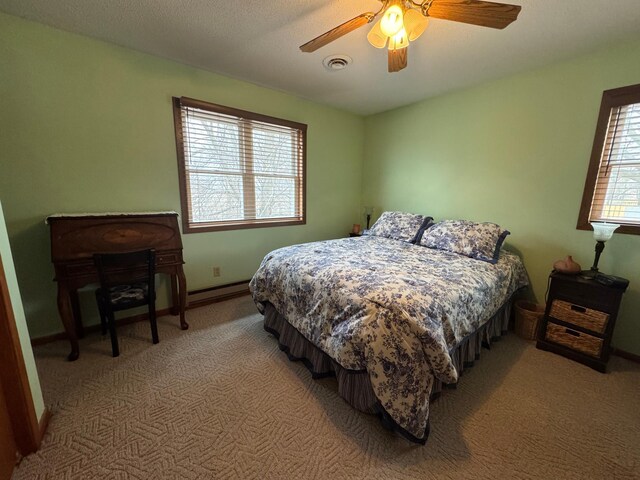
[363,206,374,230]
[583,222,619,278]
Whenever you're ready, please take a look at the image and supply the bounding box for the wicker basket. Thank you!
[514,300,545,340]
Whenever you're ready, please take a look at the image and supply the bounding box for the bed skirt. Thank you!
[262,299,513,444]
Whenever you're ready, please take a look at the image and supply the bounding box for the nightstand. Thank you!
[536,272,628,372]
[348,232,362,237]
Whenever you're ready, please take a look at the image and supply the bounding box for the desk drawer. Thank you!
[63,262,96,277]
[546,323,603,358]
[157,253,179,265]
[549,299,608,334]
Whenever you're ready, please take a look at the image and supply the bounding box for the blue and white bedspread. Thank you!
[250,236,528,439]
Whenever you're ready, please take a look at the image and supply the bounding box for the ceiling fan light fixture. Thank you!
[389,28,409,51]
[298,0,522,74]
[404,9,429,42]
[367,19,388,49]
[380,3,404,37]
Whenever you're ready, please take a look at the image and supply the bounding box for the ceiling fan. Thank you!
[300,0,521,73]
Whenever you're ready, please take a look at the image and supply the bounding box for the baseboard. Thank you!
[31,307,171,346]
[187,280,251,309]
[31,332,68,346]
[612,348,640,364]
[31,280,252,347]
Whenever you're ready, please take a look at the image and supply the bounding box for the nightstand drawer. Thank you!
[552,279,615,312]
[545,323,603,358]
[549,299,609,334]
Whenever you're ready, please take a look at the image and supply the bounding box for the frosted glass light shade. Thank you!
[389,28,409,50]
[380,4,404,37]
[590,222,619,241]
[404,9,429,41]
[367,20,388,49]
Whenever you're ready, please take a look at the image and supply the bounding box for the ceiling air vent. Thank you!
[323,55,352,71]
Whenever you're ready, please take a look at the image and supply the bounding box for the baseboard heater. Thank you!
[187,280,251,309]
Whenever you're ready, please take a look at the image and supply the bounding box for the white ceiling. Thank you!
[2,0,640,115]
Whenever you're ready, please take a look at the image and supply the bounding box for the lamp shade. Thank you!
[590,222,619,241]
[367,20,388,49]
[404,9,429,41]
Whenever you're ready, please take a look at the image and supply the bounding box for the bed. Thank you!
[250,215,528,443]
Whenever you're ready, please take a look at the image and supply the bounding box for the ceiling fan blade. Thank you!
[388,48,408,73]
[428,0,521,29]
[300,13,375,53]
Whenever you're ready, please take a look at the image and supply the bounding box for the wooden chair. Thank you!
[93,249,158,357]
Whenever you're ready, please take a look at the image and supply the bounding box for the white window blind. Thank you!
[173,97,306,232]
[590,102,640,225]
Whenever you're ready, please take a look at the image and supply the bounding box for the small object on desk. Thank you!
[536,271,628,372]
[552,255,581,275]
[351,223,361,235]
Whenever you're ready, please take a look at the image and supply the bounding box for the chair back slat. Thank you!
[93,249,156,292]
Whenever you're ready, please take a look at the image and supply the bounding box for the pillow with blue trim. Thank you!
[419,220,510,264]
[368,211,432,243]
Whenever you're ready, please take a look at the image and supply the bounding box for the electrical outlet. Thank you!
[213,266,221,277]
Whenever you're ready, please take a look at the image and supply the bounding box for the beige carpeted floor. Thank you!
[14,296,640,479]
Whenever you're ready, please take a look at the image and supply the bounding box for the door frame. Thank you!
[0,254,46,455]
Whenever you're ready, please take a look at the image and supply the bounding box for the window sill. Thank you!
[183,218,305,234]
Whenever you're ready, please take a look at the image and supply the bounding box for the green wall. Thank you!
[1,10,639,355]
[363,38,640,354]
[0,12,364,338]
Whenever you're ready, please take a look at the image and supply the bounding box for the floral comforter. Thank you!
[250,236,529,439]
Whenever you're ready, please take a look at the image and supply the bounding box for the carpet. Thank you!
[13,296,640,479]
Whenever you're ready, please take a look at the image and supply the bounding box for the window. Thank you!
[172,97,306,233]
[577,84,640,235]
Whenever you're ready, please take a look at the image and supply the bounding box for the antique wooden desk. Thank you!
[47,212,188,361]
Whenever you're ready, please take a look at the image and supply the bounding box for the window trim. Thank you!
[577,83,640,236]
[172,96,307,234]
